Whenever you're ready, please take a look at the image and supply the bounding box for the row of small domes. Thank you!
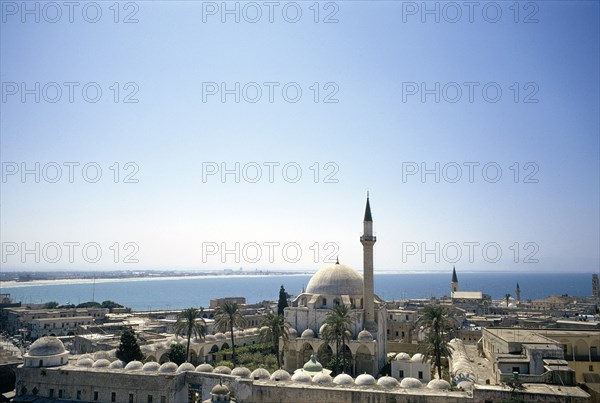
[71,358,451,390]
[292,328,374,342]
[388,352,426,362]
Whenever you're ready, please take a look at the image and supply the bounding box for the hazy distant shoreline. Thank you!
[0,273,312,289]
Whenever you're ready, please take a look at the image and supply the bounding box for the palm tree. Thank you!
[174,307,206,362]
[214,301,247,365]
[321,305,355,374]
[505,293,512,307]
[259,313,290,367]
[417,305,454,380]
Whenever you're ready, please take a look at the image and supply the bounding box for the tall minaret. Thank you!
[360,193,376,331]
[516,283,521,304]
[451,266,458,294]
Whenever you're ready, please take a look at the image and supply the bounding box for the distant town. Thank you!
[0,269,311,284]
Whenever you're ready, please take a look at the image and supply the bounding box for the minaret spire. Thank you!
[451,266,458,294]
[360,193,376,331]
[364,192,373,222]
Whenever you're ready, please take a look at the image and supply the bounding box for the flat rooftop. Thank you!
[484,328,558,344]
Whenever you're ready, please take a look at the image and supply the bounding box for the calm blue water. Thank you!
[0,272,595,311]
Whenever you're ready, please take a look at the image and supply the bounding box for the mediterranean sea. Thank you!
[0,272,595,311]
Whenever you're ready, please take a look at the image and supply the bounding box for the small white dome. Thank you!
[411,353,424,362]
[76,357,94,367]
[395,353,410,361]
[215,333,226,340]
[159,362,178,373]
[143,362,160,372]
[177,363,196,373]
[204,335,216,342]
[427,379,451,390]
[287,328,298,339]
[270,369,291,381]
[333,373,354,385]
[458,380,474,391]
[319,324,328,335]
[301,329,315,339]
[400,378,422,388]
[357,329,373,341]
[92,359,111,368]
[291,371,312,383]
[231,366,251,378]
[196,363,214,373]
[250,368,270,380]
[28,337,66,357]
[312,372,333,384]
[109,360,125,369]
[355,373,376,386]
[93,351,110,360]
[377,376,399,388]
[124,361,143,371]
[214,366,232,374]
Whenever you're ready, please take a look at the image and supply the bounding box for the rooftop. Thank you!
[484,328,558,345]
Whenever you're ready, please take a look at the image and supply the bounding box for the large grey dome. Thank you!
[28,337,66,357]
[306,263,364,295]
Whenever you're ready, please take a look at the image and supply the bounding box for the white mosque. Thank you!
[281,196,388,375]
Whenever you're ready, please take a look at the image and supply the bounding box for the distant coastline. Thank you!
[0,271,311,289]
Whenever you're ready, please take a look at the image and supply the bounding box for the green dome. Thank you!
[303,355,323,373]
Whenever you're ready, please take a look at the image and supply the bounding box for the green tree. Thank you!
[76,301,101,308]
[116,329,144,363]
[321,305,354,374]
[259,313,290,367]
[167,343,186,365]
[174,307,206,362]
[215,302,247,365]
[417,305,455,379]
[101,300,124,310]
[42,301,59,309]
[505,293,512,307]
[277,285,289,315]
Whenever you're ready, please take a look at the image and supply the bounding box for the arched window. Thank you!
[322,298,327,306]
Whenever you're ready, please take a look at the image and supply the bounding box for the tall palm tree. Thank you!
[259,313,290,367]
[505,293,512,307]
[321,305,355,374]
[174,307,206,362]
[214,301,247,365]
[417,305,454,380]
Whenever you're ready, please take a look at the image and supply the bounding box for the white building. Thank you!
[390,352,431,383]
[282,196,387,375]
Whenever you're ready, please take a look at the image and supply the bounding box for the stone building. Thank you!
[281,196,387,375]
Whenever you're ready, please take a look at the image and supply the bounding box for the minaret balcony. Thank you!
[360,235,376,242]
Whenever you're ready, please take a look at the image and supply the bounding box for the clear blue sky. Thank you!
[1,1,598,273]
